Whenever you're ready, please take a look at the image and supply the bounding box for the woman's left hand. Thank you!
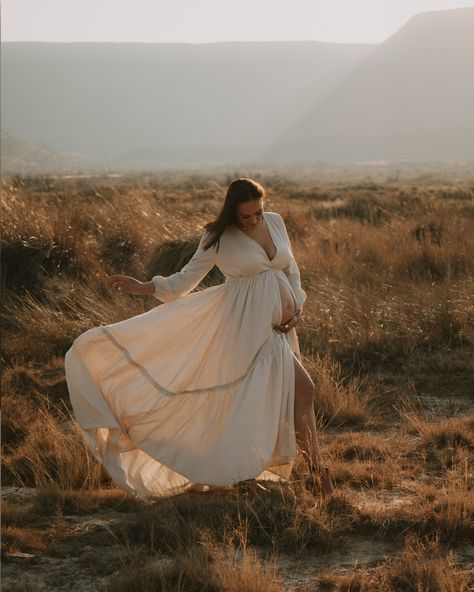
[274,310,302,334]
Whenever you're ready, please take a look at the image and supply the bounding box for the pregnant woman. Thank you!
[65,178,333,498]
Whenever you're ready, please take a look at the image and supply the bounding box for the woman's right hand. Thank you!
[108,274,154,296]
[274,309,301,334]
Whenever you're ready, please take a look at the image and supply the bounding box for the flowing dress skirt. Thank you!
[65,270,298,498]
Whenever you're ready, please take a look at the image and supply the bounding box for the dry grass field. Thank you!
[1,168,473,591]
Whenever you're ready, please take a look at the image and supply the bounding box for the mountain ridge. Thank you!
[262,7,474,163]
[2,8,473,171]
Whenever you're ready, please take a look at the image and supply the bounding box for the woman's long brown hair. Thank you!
[203,178,266,251]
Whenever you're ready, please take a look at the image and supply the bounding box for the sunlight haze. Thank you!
[2,0,474,43]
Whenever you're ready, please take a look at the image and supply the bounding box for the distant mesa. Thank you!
[0,40,371,172]
[1,8,473,172]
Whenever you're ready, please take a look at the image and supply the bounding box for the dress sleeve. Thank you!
[275,213,307,312]
[152,232,217,302]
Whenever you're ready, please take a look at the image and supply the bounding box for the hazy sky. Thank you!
[2,0,474,44]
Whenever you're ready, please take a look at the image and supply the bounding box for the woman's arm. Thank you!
[108,231,217,301]
[108,275,155,295]
[275,213,307,312]
[151,232,217,301]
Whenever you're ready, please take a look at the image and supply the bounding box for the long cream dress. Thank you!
[65,211,307,498]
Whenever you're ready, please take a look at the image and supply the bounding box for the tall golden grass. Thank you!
[1,171,473,589]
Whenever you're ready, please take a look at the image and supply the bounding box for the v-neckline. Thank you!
[236,212,278,262]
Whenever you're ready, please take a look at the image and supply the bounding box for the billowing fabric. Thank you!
[65,212,307,498]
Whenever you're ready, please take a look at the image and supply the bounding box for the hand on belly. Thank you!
[274,276,297,329]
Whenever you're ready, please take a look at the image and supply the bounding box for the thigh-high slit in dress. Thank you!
[65,211,307,498]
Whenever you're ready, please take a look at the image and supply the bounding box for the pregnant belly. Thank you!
[276,275,297,326]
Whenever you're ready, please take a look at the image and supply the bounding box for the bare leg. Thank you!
[293,355,323,467]
[293,355,334,496]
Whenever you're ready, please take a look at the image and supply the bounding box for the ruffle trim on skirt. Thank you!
[101,325,275,396]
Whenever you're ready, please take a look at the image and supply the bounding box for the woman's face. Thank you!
[235,199,263,230]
